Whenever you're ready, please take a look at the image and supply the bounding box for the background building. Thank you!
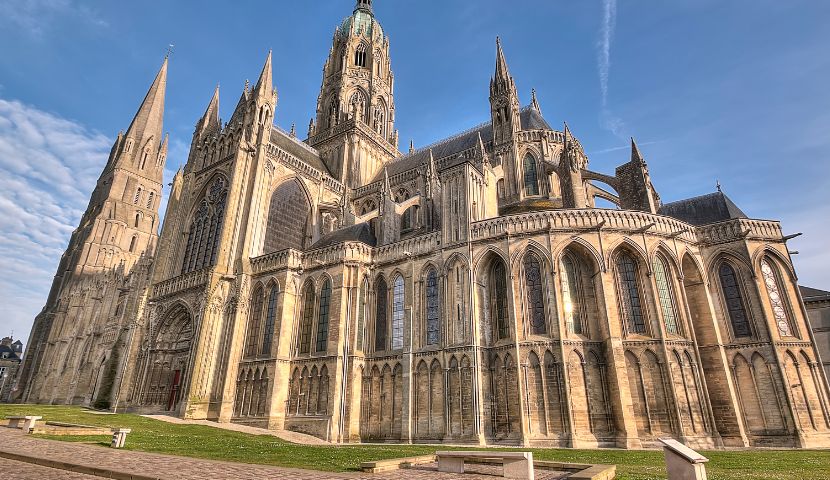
[802,286,830,380]
[0,336,23,402]
[16,0,830,449]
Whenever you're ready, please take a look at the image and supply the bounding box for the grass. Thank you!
[1,405,829,479]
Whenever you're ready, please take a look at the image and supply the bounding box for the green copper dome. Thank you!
[340,2,383,39]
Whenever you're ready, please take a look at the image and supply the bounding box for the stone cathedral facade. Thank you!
[17,1,830,449]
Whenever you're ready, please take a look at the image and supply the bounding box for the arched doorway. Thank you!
[141,304,194,412]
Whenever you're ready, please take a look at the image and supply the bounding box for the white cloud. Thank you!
[0,0,108,37]
[0,98,111,341]
[597,0,617,107]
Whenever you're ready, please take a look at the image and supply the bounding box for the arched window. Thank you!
[354,43,367,67]
[524,252,546,335]
[349,90,366,121]
[391,276,405,350]
[374,277,388,351]
[261,285,279,356]
[298,283,315,354]
[561,253,585,335]
[425,269,440,346]
[181,177,228,274]
[401,206,416,232]
[134,187,142,204]
[491,260,510,340]
[129,235,137,253]
[524,154,539,196]
[653,255,681,335]
[327,96,341,128]
[616,252,647,335]
[246,285,264,358]
[316,280,332,352]
[264,180,311,254]
[497,179,505,199]
[718,262,751,338]
[134,213,141,228]
[357,279,368,351]
[760,258,794,337]
[147,192,155,209]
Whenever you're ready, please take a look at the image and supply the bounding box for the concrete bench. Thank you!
[660,438,709,480]
[436,451,534,480]
[111,428,132,448]
[6,416,42,433]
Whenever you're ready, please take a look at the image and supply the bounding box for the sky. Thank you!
[1,0,829,344]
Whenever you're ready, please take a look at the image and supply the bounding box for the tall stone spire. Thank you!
[494,37,511,83]
[125,56,168,145]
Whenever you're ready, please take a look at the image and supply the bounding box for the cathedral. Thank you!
[16,0,830,449]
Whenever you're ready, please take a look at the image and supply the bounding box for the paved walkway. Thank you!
[0,428,569,479]
[0,457,99,479]
[142,415,330,445]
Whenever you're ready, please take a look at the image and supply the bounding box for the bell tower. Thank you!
[308,0,399,190]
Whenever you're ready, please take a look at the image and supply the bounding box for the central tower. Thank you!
[308,0,399,189]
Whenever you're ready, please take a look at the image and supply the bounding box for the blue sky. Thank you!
[1,0,829,342]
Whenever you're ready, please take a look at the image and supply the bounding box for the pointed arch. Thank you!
[374,275,388,351]
[424,267,441,346]
[613,246,649,336]
[316,277,332,352]
[391,275,405,350]
[264,178,312,254]
[523,153,540,196]
[522,249,548,335]
[297,281,315,355]
[759,254,797,338]
[261,282,280,356]
[245,283,265,358]
[653,252,682,336]
[181,175,228,274]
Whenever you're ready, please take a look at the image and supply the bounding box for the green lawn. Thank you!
[1,405,828,479]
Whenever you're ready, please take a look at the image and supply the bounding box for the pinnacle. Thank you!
[254,50,274,97]
[495,36,511,80]
[631,137,644,163]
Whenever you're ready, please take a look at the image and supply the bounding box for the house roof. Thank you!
[658,191,748,226]
[800,285,830,302]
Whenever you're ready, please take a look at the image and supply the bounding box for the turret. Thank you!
[490,38,522,146]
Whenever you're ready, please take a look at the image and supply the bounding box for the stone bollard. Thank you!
[111,428,132,448]
[659,438,709,480]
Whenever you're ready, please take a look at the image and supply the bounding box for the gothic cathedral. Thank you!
[17,1,830,449]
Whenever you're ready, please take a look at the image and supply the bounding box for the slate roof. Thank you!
[800,286,830,302]
[311,222,377,249]
[269,127,331,176]
[658,191,748,226]
[0,344,21,362]
[372,106,551,183]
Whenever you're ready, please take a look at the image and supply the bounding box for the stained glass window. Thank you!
[357,280,368,351]
[761,259,793,337]
[524,154,539,196]
[375,277,388,351]
[719,263,751,338]
[298,283,315,354]
[616,252,646,334]
[392,276,405,350]
[524,253,546,334]
[426,270,440,346]
[653,256,680,335]
[246,285,264,358]
[492,261,510,340]
[561,254,585,335]
[261,286,278,356]
[316,280,332,352]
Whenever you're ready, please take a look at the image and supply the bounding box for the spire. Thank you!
[631,137,645,164]
[196,85,221,137]
[253,50,274,99]
[495,37,511,81]
[125,56,168,143]
[531,88,541,114]
[409,139,415,153]
[476,132,487,156]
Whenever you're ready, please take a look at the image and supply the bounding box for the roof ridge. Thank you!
[272,125,320,156]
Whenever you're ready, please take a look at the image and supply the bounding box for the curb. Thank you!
[0,448,159,480]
